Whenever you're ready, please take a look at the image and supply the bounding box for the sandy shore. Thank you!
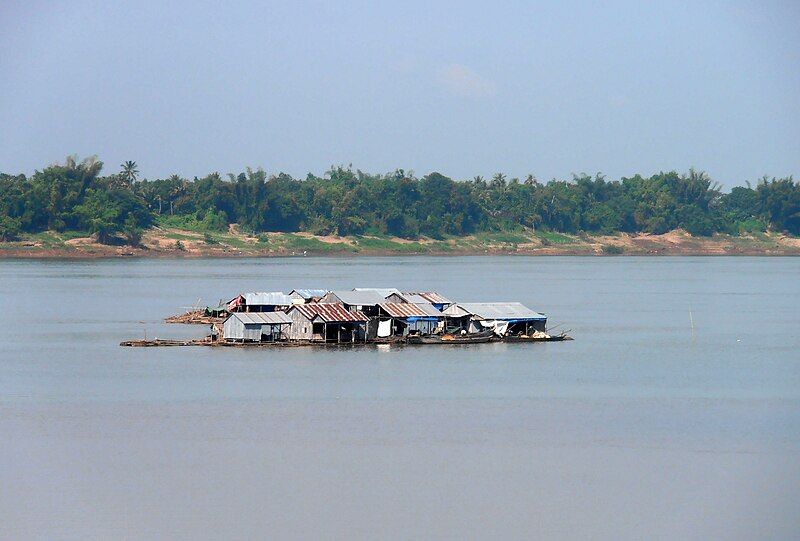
[1,227,798,258]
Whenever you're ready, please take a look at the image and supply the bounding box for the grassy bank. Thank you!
[1,225,799,258]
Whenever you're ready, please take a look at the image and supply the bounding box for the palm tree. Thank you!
[491,172,507,189]
[120,160,139,187]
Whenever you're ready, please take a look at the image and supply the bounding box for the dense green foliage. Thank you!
[1,156,798,244]
[0,156,151,243]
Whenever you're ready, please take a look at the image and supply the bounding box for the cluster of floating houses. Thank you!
[200,288,568,345]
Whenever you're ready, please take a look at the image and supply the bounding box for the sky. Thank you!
[0,0,798,188]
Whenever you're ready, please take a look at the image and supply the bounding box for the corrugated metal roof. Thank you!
[230,311,293,325]
[353,287,400,299]
[442,304,470,317]
[324,290,386,306]
[242,292,294,306]
[396,293,428,304]
[353,287,401,298]
[290,303,369,323]
[402,291,453,305]
[415,302,445,317]
[289,289,328,299]
[379,302,443,318]
[450,302,546,320]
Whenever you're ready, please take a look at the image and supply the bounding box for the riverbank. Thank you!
[1,226,798,258]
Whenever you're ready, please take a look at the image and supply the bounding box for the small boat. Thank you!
[407,330,495,344]
[502,332,573,342]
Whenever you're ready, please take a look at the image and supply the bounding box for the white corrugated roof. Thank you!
[242,292,294,306]
[289,289,328,299]
[448,302,546,320]
[353,287,401,298]
[414,302,445,317]
[324,290,387,306]
[442,304,470,317]
[230,311,293,325]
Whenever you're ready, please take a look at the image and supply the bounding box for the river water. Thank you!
[1,256,799,539]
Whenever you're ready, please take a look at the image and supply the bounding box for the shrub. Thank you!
[602,244,624,254]
[0,215,21,241]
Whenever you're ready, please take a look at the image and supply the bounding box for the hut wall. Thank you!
[407,319,437,335]
[365,319,378,340]
[287,310,315,340]
[242,324,262,341]
[223,316,246,341]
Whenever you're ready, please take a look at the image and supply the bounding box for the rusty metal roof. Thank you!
[290,303,369,323]
[402,291,453,305]
[379,302,443,318]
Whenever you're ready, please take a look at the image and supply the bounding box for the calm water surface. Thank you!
[1,256,799,539]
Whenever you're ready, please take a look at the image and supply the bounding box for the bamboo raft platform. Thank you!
[164,310,225,325]
[120,333,571,348]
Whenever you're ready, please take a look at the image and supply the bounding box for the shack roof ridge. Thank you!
[238,291,294,305]
[445,301,546,320]
[288,303,369,323]
[397,291,453,305]
[289,288,329,298]
[228,311,293,325]
[378,302,443,318]
[323,290,388,306]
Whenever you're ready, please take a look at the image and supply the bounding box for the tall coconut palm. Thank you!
[491,172,507,189]
[120,160,139,187]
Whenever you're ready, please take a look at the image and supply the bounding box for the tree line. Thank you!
[1,155,798,243]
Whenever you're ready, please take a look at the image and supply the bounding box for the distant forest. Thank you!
[1,155,798,243]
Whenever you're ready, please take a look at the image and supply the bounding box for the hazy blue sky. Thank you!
[1,0,798,187]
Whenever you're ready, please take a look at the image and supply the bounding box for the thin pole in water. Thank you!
[689,306,695,340]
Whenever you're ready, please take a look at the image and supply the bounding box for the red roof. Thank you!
[379,302,438,318]
[290,303,368,323]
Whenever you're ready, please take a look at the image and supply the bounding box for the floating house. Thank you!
[223,311,293,342]
[151,286,567,348]
[227,292,294,313]
[443,302,547,335]
[376,302,444,337]
[318,290,386,317]
[286,303,369,342]
[386,291,454,311]
[288,289,328,304]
